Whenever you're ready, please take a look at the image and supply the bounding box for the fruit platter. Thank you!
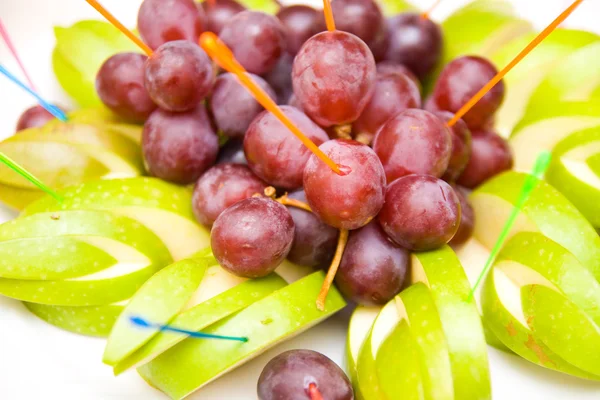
[0,0,599,398]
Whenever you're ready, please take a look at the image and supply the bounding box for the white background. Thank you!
[1,0,599,399]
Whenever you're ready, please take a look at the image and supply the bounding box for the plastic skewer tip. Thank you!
[199,32,342,175]
[421,0,442,20]
[129,316,249,342]
[85,0,153,56]
[0,152,64,202]
[322,0,336,31]
[0,64,68,122]
[308,383,324,400]
[0,18,37,91]
[467,151,552,301]
[446,0,585,128]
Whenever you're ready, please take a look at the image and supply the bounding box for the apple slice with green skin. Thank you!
[137,271,345,400]
[481,231,600,379]
[346,306,380,400]
[545,126,600,227]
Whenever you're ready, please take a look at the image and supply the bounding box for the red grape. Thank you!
[285,190,338,268]
[276,5,320,56]
[449,185,474,247]
[137,0,204,50]
[216,139,247,165]
[303,139,386,230]
[384,13,443,79]
[432,56,505,130]
[200,0,246,35]
[211,197,295,278]
[96,53,156,122]
[258,350,353,400]
[434,111,472,182]
[16,105,65,132]
[335,220,409,305]
[144,41,214,112]
[456,130,513,189]
[142,105,218,184]
[244,105,329,190]
[209,72,276,138]
[379,174,461,251]
[292,31,376,127]
[372,109,452,182]
[263,53,294,104]
[353,69,421,144]
[376,61,420,88]
[219,11,286,75]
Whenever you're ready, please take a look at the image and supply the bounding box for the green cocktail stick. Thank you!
[467,150,552,301]
[0,152,63,202]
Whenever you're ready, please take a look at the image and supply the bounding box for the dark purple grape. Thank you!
[258,350,353,400]
[144,41,214,112]
[432,56,505,130]
[292,31,376,127]
[449,185,474,247]
[303,139,386,230]
[219,11,286,75]
[142,105,219,184]
[434,111,472,182]
[217,139,247,165]
[372,109,452,183]
[335,220,409,305]
[376,61,420,89]
[192,163,267,226]
[200,0,246,35]
[96,53,156,122]
[353,70,421,144]
[276,5,320,56]
[244,106,328,190]
[286,190,338,268]
[211,197,294,278]
[16,105,65,132]
[263,52,294,104]
[378,174,461,251]
[209,72,276,138]
[384,13,443,79]
[456,130,513,189]
[137,0,204,50]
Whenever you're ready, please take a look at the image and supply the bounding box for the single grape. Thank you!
[217,139,247,165]
[369,24,390,62]
[142,105,218,184]
[423,94,441,113]
[219,11,286,75]
[137,0,204,50]
[384,13,443,79]
[192,163,267,226]
[263,52,294,104]
[376,61,420,89]
[303,139,386,230]
[209,72,276,138]
[335,220,409,305]
[353,69,421,144]
[258,350,353,400]
[211,197,295,278]
[285,190,338,268]
[144,41,214,112]
[287,93,303,110]
[449,185,474,247]
[276,5,320,56]
[15,105,65,132]
[244,105,329,189]
[292,31,376,127]
[456,130,513,188]
[372,109,452,182]
[432,56,505,130]
[200,0,246,34]
[434,111,472,182]
[379,174,461,251]
[96,53,156,122]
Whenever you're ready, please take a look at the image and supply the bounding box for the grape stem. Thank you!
[307,383,324,400]
[316,228,349,311]
[262,187,313,212]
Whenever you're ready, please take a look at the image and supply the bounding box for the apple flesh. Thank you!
[346,306,380,400]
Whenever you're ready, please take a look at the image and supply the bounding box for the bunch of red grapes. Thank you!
[16,0,515,397]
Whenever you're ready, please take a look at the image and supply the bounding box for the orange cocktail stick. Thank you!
[308,383,324,400]
[322,0,336,31]
[199,32,342,175]
[85,0,153,56]
[421,0,442,20]
[447,0,584,127]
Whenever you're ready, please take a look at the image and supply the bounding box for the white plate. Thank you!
[0,1,599,399]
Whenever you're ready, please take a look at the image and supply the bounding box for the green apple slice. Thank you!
[346,305,380,399]
[412,246,491,400]
[137,271,345,399]
[24,302,124,337]
[471,171,600,280]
